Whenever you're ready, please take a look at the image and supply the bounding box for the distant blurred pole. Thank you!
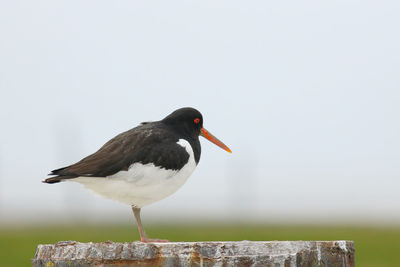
[52,114,93,221]
[0,155,2,219]
[227,148,259,222]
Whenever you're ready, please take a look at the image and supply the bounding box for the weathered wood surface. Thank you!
[32,240,354,267]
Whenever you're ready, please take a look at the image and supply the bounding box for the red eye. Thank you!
[194,118,200,124]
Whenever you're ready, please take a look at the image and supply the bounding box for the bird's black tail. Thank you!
[43,167,78,184]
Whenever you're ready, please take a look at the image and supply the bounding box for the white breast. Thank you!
[72,139,197,207]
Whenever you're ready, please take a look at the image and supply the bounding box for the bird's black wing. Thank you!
[44,123,190,184]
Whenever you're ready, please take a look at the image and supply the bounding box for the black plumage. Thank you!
[45,108,203,184]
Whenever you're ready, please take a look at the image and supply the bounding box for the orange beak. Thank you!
[200,128,232,153]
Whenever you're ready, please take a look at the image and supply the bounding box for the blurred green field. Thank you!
[0,224,399,266]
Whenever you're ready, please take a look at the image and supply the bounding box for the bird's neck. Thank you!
[187,137,201,165]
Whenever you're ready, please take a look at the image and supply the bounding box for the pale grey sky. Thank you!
[0,1,399,225]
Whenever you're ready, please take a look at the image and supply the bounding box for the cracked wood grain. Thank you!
[32,240,355,267]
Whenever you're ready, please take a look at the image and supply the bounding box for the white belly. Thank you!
[72,139,197,207]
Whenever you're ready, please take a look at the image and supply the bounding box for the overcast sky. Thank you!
[0,1,399,225]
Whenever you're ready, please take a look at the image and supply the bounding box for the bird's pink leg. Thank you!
[131,206,169,243]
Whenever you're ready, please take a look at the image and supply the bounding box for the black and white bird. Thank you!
[44,107,231,242]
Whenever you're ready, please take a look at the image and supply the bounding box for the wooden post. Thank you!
[32,240,354,266]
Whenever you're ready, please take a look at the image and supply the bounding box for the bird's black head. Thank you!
[162,107,203,139]
[162,107,232,154]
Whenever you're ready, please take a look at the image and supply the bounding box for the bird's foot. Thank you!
[140,237,169,243]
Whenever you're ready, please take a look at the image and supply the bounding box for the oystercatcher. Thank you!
[44,107,231,242]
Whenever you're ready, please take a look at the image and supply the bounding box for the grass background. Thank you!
[0,224,399,266]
